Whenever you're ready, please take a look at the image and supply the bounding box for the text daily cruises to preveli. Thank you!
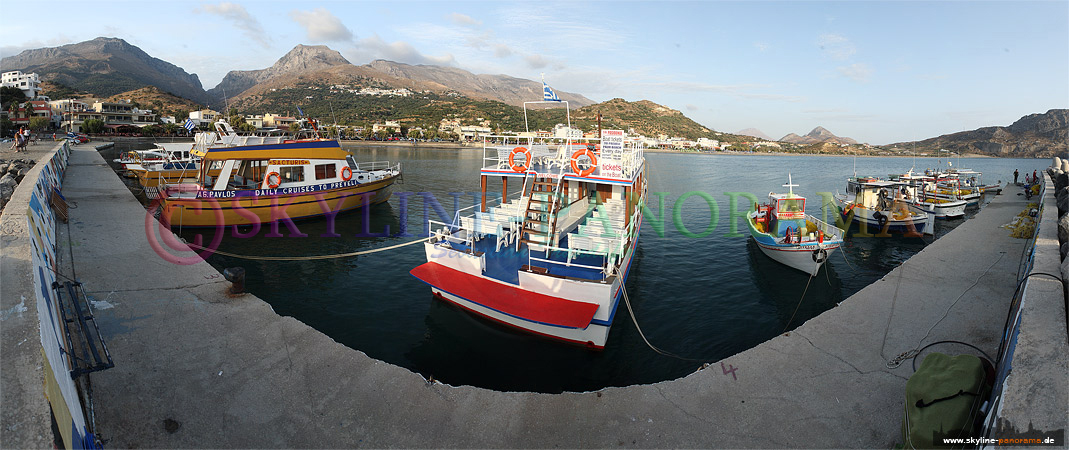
[194,180,360,198]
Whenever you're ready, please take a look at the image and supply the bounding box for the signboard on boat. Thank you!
[600,130,625,178]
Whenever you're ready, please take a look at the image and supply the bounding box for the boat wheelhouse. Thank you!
[746,175,845,276]
[158,139,400,227]
[410,100,646,349]
[837,178,935,235]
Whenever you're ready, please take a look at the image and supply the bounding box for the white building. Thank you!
[552,124,582,139]
[459,125,492,141]
[1,70,41,99]
[696,137,720,150]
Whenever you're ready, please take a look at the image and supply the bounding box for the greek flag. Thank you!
[542,81,561,102]
[297,106,304,116]
[183,118,196,132]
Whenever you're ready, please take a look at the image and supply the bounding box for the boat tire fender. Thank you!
[812,248,828,264]
[265,171,281,189]
[874,211,888,229]
[509,147,531,172]
[571,148,598,177]
[341,166,353,181]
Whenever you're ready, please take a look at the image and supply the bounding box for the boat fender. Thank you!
[812,248,828,264]
[818,230,824,243]
[341,166,353,181]
[570,148,598,177]
[874,211,888,229]
[508,147,531,172]
[265,171,281,189]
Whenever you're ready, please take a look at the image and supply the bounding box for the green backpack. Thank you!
[902,353,993,449]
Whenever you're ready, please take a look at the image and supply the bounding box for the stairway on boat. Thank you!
[519,178,560,247]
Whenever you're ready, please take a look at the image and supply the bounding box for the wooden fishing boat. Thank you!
[747,174,845,275]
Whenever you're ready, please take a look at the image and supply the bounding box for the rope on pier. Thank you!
[186,236,430,261]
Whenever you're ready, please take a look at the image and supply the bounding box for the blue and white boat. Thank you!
[836,177,936,235]
[746,175,845,276]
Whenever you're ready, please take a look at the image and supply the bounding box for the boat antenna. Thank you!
[329,101,339,139]
[783,172,798,196]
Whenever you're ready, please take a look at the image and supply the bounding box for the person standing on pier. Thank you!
[1014,169,1019,184]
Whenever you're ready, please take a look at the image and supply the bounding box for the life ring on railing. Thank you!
[570,148,598,177]
[508,146,531,172]
[341,166,353,181]
[265,172,281,189]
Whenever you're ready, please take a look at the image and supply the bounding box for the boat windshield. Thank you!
[778,198,804,213]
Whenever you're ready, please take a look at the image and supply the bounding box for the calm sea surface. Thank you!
[102,142,1047,393]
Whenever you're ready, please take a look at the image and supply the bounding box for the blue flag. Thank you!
[297,106,304,116]
[183,118,196,132]
[543,81,561,102]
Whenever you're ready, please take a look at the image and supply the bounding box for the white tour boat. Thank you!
[410,96,646,349]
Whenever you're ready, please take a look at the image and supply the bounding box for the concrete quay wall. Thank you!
[989,172,1068,443]
[3,141,1060,448]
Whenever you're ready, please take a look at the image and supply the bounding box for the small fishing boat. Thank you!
[409,92,646,349]
[837,177,935,235]
[158,139,401,227]
[890,171,967,219]
[746,175,845,276]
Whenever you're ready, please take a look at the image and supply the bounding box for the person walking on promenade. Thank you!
[1014,169,1019,184]
[1033,170,1038,183]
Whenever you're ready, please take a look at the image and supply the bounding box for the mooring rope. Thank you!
[185,236,430,261]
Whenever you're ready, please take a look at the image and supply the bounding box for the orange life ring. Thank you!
[570,148,598,177]
[341,166,352,181]
[265,172,281,189]
[508,146,531,172]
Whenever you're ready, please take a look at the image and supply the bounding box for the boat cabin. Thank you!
[194,141,375,191]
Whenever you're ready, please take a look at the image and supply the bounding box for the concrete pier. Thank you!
[4,142,1059,447]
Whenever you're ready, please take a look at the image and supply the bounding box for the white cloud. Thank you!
[837,63,873,82]
[290,8,354,43]
[351,35,455,66]
[686,104,700,111]
[492,44,513,58]
[450,13,482,27]
[818,33,855,60]
[524,54,549,69]
[754,42,770,52]
[200,2,269,48]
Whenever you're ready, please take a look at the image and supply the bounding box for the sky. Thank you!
[1,0,1066,144]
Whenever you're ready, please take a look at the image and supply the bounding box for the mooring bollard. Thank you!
[223,267,245,296]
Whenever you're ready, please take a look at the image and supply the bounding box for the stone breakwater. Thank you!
[0,158,36,212]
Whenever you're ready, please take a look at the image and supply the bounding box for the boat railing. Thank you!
[481,134,644,180]
[427,219,475,251]
[806,214,844,239]
[449,185,529,227]
[528,245,613,275]
[353,160,397,172]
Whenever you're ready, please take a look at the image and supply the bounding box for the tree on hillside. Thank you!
[289,122,300,133]
[0,86,27,109]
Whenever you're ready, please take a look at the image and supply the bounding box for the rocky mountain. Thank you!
[736,128,772,141]
[888,109,1068,158]
[206,45,351,106]
[103,86,203,118]
[363,60,594,107]
[0,37,208,104]
[780,126,858,145]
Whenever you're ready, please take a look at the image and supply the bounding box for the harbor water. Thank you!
[101,142,1048,393]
